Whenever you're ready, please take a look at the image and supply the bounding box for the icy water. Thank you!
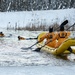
[0,66,75,75]
[0,28,75,75]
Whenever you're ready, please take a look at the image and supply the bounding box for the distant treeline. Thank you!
[7,23,75,31]
[0,0,75,12]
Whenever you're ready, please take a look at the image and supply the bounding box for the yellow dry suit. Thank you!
[39,32,58,48]
[55,31,71,48]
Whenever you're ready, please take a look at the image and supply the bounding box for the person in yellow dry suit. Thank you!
[55,22,72,52]
[18,36,25,40]
[38,20,72,52]
[38,26,58,48]
[55,24,71,48]
[0,32,5,37]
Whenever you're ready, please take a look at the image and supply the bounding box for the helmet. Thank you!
[0,32,3,34]
[49,27,53,32]
[18,36,20,39]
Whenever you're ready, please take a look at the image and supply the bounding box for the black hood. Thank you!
[0,32,3,34]
[60,20,68,31]
[61,20,68,26]
[49,27,53,32]
[60,25,64,31]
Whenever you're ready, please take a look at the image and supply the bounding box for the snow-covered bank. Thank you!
[0,9,75,28]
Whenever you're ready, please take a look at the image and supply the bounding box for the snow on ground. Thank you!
[0,8,75,28]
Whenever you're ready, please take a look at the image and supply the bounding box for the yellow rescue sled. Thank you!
[37,32,75,55]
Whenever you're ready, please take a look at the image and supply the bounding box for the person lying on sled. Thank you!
[0,32,5,37]
[38,26,58,48]
[18,36,25,40]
